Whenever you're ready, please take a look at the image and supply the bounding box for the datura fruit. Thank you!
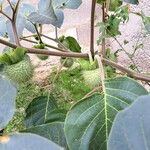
[4,56,33,84]
[82,69,101,88]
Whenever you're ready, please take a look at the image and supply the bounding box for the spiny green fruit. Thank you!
[109,0,123,11]
[0,47,27,65]
[33,44,49,60]
[79,59,98,71]
[82,69,101,88]
[4,56,33,84]
[60,57,74,68]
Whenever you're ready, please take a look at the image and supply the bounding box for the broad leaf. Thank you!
[51,10,64,28]
[53,0,82,9]
[0,133,63,150]
[24,96,58,128]
[108,95,150,150]
[28,0,57,25]
[28,12,54,24]
[0,75,17,130]
[123,0,139,4]
[24,122,67,148]
[18,3,36,33]
[65,77,148,150]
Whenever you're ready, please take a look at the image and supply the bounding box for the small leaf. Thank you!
[64,77,148,150]
[0,75,17,130]
[108,95,150,150]
[60,36,81,53]
[0,133,63,150]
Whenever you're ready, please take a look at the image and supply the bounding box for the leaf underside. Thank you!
[108,95,150,150]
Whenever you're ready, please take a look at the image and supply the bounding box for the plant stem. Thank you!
[11,21,21,46]
[21,38,68,52]
[0,10,12,21]
[113,36,140,72]
[95,55,105,90]
[41,34,70,52]
[12,0,21,22]
[55,27,58,39]
[102,59,150,82]
[90,0,96,58]
[101,3,106,56]
[6,0,15,12]
[34,24,43,44]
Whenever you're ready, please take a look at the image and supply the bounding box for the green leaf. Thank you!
[0,133,63,150]
[109,0,123,11]
[108,95,150,150]
[64,77,148,150]
[24,122,67,148]
[123,0,139,4]
[60,36,81,53]
[24,96,67,147]
[97,6,129,41]
[45,109,67,123]
[0,75,17,130]
[24,96,58,128]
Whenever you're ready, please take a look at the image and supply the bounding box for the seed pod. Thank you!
[82,69,101,88]
[4,56,34,84]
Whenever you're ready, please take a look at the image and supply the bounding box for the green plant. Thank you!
[0,0,150,150]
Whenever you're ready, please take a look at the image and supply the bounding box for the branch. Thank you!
[6,0,15,12]
[12,0,21,22]
[11,21,21,46]
[112,36,140,72]
[20,38,69,52]
[0,38,150,82]
[34,24,43,44]
[95,55,105,90]
[0,38,88,58]
[102,58,150,82]
[41,34,70,52]
[90,0,96,58]
[0,10,12,21]
[55,27,58,39]
[101,3,106,56]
